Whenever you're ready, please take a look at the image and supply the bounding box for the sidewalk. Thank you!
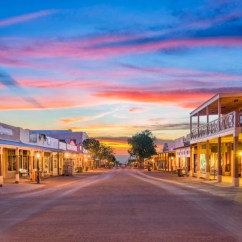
[0,178,45,195]
[0,170,105,196]
[141,169,242,188]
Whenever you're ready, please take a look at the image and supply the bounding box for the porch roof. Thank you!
[0,139,62,153]
[190,92,242,117]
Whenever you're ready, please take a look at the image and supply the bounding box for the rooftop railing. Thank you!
[191,111,235,140]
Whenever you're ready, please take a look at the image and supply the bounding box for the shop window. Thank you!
[7,149,16,171]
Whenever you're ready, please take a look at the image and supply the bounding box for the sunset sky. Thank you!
[1,0,242,161]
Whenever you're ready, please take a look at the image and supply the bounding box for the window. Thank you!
[7,149,16,171]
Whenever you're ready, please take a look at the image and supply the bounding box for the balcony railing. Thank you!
[191,111,236,140]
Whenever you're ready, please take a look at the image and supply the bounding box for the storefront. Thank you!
[190,93,242,186]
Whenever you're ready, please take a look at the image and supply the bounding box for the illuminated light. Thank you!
[36,153,40,158]
[239,152,242,156]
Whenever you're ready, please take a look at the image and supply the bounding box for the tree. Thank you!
[127,130,157,163]
[82,138,116,168]
[98,145,115,166]
[82,138,100,158]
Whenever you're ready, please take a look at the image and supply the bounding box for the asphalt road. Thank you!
[1,168,242,242]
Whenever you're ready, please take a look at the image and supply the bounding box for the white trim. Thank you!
[190,92,242,117]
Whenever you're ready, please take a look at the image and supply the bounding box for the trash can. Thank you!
[177,168,183,177]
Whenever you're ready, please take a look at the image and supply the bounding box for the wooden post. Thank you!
[206,106,209,135]
[0,147,3,187]
[232,134,239,187]
[190,146,194,177]
[206,140,210,180]
[15,148,20,183]
[29,150,34,179]
[57,152,60,175]
[218,98,221,131]
[197,144,201,178]
[217,137,222,182]
[190,116,192,138]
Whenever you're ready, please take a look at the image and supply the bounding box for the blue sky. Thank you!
[0,0,242,160]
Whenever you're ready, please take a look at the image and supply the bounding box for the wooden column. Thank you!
[41,151,44,178]
[50,153,53,175]
[29,150,34,179]
[206,107,209,134]
[15,148,20,183]
[217,137,222,182]
[190,116,192,138]
[169,156,171,172]
[0,147,3,187]
[218,98,221,131]
[164,153,166,171]
[165,156,167,171]
[190,146,194,177]
[232,134,239,187]
[206,140,210,180]
[197,144,201,178]
[57,152,60,175]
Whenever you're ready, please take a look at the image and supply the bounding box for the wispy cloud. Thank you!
[94,86,242,108]
[0,71,43,108]
[0,10,58,27]
[1,36,242,64]
[129,107,147,113]
[60,110,117,125]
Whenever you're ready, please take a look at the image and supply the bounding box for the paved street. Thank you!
[1,169,242,242]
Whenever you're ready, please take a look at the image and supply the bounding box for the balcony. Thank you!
[191,111,236,141]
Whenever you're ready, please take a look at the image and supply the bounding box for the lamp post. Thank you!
[36,153,40,184]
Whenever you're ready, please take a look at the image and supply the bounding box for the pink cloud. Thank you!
[94,85,242,108]
[16,78,116,89]
[0,10,58,27]
[95,89,211,106]
[129,107,147,113]
[1,37,242,62]
[97,37,242,56]
[60,110,116,125]
[123,65,242,82]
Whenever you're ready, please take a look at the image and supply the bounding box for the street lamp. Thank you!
[36,153,40,184]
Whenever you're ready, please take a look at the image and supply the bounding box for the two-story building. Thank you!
[190,92,242,187]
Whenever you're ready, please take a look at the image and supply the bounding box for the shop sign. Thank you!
[59,142,67,150]
[29,133,37,143]
[0,125,13,136]
[67,144,77,151]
